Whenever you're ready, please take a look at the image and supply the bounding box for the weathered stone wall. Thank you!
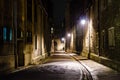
[99,0,120,61]
[0,0,51,73]
[0,55,15,73]
[0,0,15,72]
[90,0,120,71]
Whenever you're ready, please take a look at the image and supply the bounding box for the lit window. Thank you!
[10,29,12,41]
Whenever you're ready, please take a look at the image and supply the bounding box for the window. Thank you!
[35,35,37,49]
[108,27,115,47]
[10,29,12,41]
[2,27,12,42]
[3,27,7,41]
[17,28,22,38]
[27,31,32,43]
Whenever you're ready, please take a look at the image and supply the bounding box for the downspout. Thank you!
[13,0,18,68]
[98,0,101,56]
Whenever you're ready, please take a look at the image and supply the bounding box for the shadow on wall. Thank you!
[54,41,57,51]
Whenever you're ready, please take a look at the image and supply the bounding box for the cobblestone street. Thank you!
[1,52,120,80]
[1,52,85,80]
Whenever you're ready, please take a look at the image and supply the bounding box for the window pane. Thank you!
[10,29,12,41]
[3,27,7,41]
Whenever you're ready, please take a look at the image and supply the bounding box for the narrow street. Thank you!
[1,51,92,80]
[1,0,120,80]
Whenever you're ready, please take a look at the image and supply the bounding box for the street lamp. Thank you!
[61,37,65,42]
[80,19,86,25]
[67,33,71,37]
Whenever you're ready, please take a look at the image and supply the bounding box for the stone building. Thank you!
[68,0,120,71]
[82,0,120,71]
[92,0,120,71]
[66,0,87,53]
[0,0,52,73]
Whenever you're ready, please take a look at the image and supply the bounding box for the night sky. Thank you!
[51,0,66,26]
[50,0,88,37]
[51,0,67,37]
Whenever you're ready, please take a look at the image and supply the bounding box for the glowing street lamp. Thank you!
[80,19,86,25]
[62,38,65,41]
[67,33,71,37]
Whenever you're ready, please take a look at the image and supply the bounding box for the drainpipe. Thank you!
[98,0,101,56]
[87,1,92,59]
[13,0,18,68]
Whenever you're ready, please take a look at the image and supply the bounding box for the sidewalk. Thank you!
[71,53,120,80]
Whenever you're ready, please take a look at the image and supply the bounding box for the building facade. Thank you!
[68,0,120,71]
[0,0,52,73]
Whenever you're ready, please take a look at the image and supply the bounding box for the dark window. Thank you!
[27,0,32,22]
[17,28,22,38]
[3,27,7,41]
[27,31,32,43]
[35,35,37,49]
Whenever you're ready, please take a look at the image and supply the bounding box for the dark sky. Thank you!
[51,0,66,26]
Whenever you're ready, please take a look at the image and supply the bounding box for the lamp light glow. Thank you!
[81,19,86,25]
[61,37,65,41]
[67,33,71,37]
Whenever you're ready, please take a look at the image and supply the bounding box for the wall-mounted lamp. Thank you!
[67,33,71,37]
[80,19,86,25]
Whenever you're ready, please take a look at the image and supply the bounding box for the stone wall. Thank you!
[0,55,15,73]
